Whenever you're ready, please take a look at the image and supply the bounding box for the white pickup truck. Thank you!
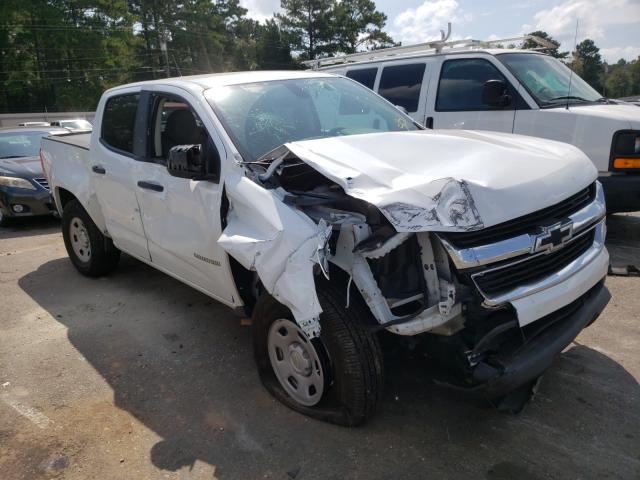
[41,71,610,425]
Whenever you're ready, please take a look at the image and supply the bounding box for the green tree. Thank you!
[523,31,568,59]
[0,0,142,113]
[602,57,640,98]
[277,0,335,60]
[333,0,393,53]
[255,19,295,69]
[572,39,603,93]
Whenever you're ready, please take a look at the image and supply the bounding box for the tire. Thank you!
[252,281,384,426]
[62,199,120,277]
[0,209,12,227]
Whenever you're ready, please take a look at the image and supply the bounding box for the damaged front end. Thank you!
[218,138,609,402]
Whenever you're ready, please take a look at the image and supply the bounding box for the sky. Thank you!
[238,0,640,63]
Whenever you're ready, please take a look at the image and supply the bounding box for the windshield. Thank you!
[205,77,417,161]
[0,132,48,158]
[498,53,602,107]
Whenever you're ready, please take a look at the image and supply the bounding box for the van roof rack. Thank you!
[303,34,556,69]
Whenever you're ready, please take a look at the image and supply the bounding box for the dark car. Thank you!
[0,126,67,226]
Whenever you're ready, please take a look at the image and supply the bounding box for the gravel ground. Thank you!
[1,214,639,480]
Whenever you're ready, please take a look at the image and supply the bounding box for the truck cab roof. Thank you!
[105,70,337,95]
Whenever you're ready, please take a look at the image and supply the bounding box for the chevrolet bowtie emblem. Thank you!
[532,220,574,254]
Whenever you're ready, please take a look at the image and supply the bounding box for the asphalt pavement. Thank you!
[1,214,639,479]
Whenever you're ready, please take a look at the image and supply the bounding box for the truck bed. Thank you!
[44,131,91,150]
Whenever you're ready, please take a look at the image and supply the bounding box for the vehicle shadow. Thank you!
[606,212,640,266]
[0,215,59,240]
[18,257,640,479]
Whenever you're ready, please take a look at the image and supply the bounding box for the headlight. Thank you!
[0,176,37,190]
[612,131,640,170]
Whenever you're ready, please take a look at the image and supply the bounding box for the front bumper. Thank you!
[472,280,610,398]
[598,173,640,213]
[0,187,55,218]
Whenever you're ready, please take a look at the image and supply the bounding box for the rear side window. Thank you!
[436,59,511,111]
[378,63,426,113]
[101,94,140,154]
[346,68,378,90]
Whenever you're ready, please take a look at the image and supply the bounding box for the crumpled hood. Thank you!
[0,155,43,178]
[285,130,597,232]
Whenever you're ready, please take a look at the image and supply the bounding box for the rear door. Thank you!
[428,56,518,132]
[129,87,235,303]
[91,90,151,261]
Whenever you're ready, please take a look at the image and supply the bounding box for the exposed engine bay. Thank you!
[217,134,608,399]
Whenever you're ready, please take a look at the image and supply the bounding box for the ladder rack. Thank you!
[303,35,557,69]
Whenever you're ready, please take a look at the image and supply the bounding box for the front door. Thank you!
[428,57,517,132]
[131,90,235,303]
[91,91,151,261]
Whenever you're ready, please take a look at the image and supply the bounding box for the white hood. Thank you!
[284,130,597,232]
[567,103,639,129]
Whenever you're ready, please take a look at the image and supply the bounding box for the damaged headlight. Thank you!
[381,178,483,230]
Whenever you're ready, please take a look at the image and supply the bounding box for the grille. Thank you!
[473,231,594,296]
[33,178,50,191]
[444,183,595,249]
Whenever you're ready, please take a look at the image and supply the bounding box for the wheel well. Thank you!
[56,187,76,210]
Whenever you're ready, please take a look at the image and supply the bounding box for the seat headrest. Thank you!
[165,109,199,145]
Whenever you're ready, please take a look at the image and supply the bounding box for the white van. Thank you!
[312,37,640,213]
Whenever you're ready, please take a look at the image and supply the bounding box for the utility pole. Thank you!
[158,25,171,78]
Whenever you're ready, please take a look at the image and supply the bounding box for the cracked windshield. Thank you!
[206,77,417,161]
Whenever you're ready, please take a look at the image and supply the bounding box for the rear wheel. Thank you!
[253,282,384,426]
[62,199,120,277]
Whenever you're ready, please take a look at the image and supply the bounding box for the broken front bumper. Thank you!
[471,280,610,398]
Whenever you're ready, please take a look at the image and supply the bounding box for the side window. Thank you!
[377,63,426,113]
[148,95,220,179]
[346,67,378,90]
[436,58,512,111]
[101,94,139,153]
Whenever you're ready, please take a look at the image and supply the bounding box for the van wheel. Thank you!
[252,282,384,426]
[62,199,120,277]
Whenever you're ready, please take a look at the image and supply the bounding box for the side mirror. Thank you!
[167,143,219,181]
[482,79,512,107]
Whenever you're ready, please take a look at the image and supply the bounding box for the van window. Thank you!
[346,68,378,89]
[378,63,426,113]
[101,94,140,153]
[436,58,512,111]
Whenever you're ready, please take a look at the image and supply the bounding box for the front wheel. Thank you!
[62,199,120,277]
[252,282,384,426]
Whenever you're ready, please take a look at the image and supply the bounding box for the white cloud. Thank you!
[239,0,281,23]
[390,0,471,45]
[601,46,640,63]
[527,0,640,43]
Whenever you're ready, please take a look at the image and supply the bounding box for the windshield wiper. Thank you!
[0,155,24,159]
[548,95,592,102]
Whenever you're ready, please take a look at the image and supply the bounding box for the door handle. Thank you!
[137,180,164,192]
[92,165,106,174]
[425,116,434,129]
